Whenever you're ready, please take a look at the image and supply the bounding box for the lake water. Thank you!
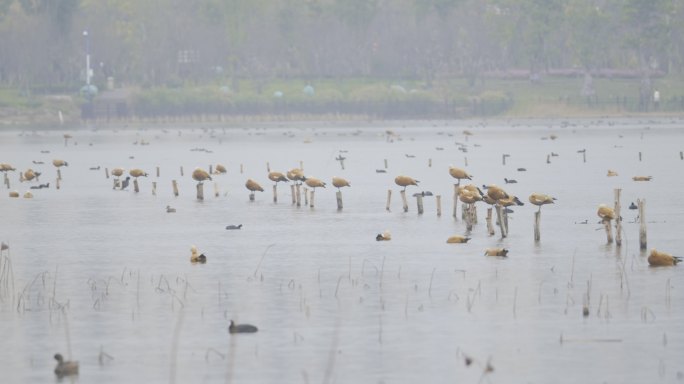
[1,118,683,383]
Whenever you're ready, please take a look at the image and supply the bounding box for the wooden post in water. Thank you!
[603,218,613,244]
[614,189,623,246]
[534,210,541,242]
[309,189,315,208]
[638,199,647,250]
[273,185,278,203]
[465,204,473,231]
[196,183,204,200]
[495,205,507,238]
[385,189,392,211]
[416,194,424,214]
[486,208,495,235]
[133,179,139,193]
[180,166,184,176]
[400,190,408,212]
[295,184,301,206]
[436,195,442,216]
[152,181,157,196]
[336,191,343,210]
[105,168,109,178]
[452,185,459,221]
[172,180,179,197]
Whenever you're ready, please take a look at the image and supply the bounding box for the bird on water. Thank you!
[54,353,78,377]
[229,320,258,333]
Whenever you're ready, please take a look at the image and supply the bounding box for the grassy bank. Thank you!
[2,75,684,128]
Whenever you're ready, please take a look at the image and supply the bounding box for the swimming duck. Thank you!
[647,249,681,266]
[375,230,391,241]
[54,353,79,377]
[228,320,258,334]
[484,248,508,257]
[446,235,471,244]
[190,245,207,263]
[226,224,243,230]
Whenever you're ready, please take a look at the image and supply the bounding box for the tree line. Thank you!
[0,0,681,92]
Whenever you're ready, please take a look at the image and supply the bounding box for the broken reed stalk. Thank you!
[614,189,622,246]
[400,190,408,212]
[638,199,647,250]
[385,189,392,211]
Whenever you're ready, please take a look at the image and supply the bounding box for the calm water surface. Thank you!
[1,118,683,383]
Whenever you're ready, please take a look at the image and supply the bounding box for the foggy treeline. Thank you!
[0,0,682,90]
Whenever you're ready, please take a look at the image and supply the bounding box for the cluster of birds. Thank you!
[1,160,68,198]
[189,166,351,196]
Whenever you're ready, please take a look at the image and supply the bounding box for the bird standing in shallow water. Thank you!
[394,175,419,191]
[166,205,176,213]
[229,320,258,333]
[54,353,78,377]
[120,176,130,190]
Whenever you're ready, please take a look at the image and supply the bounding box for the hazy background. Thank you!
[0,0,682,91]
